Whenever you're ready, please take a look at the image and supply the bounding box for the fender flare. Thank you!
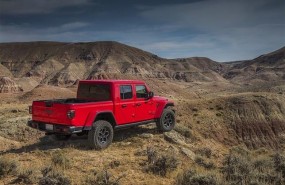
[164,102,174,109]
[83,111,117,130]
[155,102,175,118]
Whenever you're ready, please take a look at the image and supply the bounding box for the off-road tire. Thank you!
[156,109,175,132]
[88,120,114,150]
[53,134,72,140]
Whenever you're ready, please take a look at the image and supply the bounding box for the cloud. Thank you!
[60,22,89,30]
[139,0,285,31]
[136,0,285,61]
[0,22,90,42]
[0,0,284,62]
[0,0,90,14]
[136,24,285,61]
[0,21,284,62]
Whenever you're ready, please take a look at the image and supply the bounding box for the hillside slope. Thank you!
[224,47,285,83]
[0,41,228,89]
[0,42,285,185]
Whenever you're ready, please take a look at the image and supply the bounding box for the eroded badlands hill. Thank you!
[0,41,228,90]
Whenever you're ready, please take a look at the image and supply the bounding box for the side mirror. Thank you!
[148,91,154,99]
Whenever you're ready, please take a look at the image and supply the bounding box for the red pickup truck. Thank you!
[28,80,175,149]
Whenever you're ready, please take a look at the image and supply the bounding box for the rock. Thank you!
[109,160,120,168]
[167,145,179,155]
[139,133,154,138]
[50,148,62,152]
[0,76,23,93]
[164,131,186,145]
[180,147,196,160]
[11,109,19,113]
[119,142,131,146]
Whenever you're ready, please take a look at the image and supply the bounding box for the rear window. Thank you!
[77,83,110,101]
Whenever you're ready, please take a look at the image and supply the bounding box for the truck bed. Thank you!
[32,98,114,127]
[39,98,96,105]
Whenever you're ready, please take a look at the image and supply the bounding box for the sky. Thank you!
[0,0,284,62]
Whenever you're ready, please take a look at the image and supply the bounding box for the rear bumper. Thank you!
[27,120,84,134]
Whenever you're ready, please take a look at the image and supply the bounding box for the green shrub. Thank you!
[84,169,126,185]
[175,169,218,185]
[272,153,285,179]
[51,151,70,168]
[252,157,273,173]
[0,156,18,178]
[221,149,283,185]
[146,147,179,176]
[221,153,251,183]
[14,169,36,184]
[229,146,249,156]
[39,166,71,185]
[194,156,215,169]
[196,147,212,158]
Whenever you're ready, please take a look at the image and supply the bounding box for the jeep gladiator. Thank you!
[28,80,175,149]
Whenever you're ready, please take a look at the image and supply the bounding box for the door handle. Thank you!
[136,103,141,106]
[122,104,127,108]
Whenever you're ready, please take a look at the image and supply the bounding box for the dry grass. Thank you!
[14,169,36,184]
[0,156,18,178]
[39,166,71,185]
[0,77,285,184]
[145,147,179,177]
[51,150,70,169]
[84,169,126,185]
[175,169,219,185]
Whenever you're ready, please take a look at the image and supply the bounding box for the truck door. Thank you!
[115,85,136,124]
[134,85,156,122]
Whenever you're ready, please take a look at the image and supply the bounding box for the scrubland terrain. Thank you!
[0,42,284,184]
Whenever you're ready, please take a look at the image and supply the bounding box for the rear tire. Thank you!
[88,120,114,150]
[53,134,72,140]
[156,109,175,132]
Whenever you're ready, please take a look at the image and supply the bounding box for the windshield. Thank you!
[77,83,111,101]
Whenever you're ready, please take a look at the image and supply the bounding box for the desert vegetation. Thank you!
[1,145,284,184]
[145,147,179,176]
[0,42,284,184]
[176,147,285,185]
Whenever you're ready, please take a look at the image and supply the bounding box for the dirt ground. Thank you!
[0,79,284,184]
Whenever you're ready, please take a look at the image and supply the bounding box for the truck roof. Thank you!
[79,80,145,84]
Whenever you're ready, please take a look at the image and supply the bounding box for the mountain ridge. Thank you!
[0,41,227,89]
[0,41,284,91]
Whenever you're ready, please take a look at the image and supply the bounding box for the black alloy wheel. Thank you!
[156,108,175,132]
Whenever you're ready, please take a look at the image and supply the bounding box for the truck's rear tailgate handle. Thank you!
[122,104,127,108]
[45,101,53,107]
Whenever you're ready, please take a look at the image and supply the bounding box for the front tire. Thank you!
[156,109,175,132]
[88,120,114,150]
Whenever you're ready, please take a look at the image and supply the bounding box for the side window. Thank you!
[136,85,147,98]
[120,85,133,100]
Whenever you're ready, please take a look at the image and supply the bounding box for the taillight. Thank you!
[29,106,32,114]
[67,110,75,119]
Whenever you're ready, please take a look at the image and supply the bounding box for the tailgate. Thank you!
[32,101,71,125]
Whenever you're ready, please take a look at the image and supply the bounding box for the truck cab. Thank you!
[28,80,175,149]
